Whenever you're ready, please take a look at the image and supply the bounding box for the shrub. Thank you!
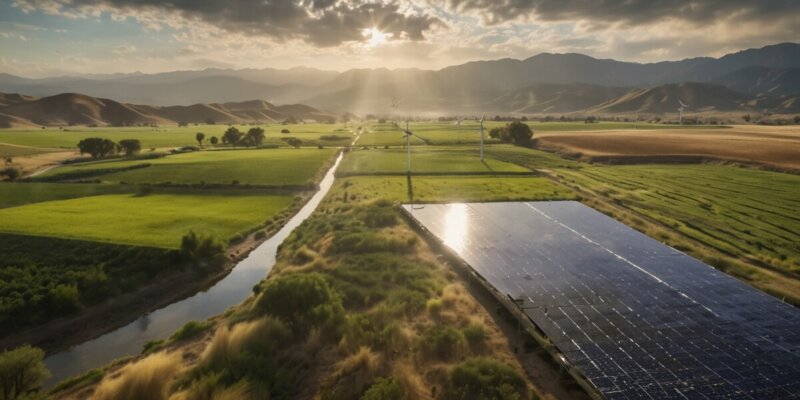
[170,320,213,342]
[419,326,466,361]
[0,345,49,400]
[255,273,345,334]
[361,377,404,400]
[0,167,20,181]
[321,347,383,400]
[180,231,226,267]
[47,283,81,314]
[92,352,182,400]
[449,358,527,400]
[281,129,290,134]
[201,317,292,370]
[462,323,487,349]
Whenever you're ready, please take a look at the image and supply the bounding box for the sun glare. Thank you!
[442,203,469,252]
[362,27,391,47]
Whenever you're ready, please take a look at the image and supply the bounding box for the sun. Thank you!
[362,27,392,47]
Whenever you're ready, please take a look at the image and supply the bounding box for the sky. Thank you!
[1,0,798,78]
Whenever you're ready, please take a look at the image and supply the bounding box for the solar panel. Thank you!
[403,201,800,399]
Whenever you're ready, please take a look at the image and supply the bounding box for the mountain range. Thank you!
[0,92,336,128]
[0,42,798,117]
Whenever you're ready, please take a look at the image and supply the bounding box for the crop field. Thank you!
[0,191,295,248]
[40,147,338,186]
[355,121,715,146]
[556,165,800,273]
[330,175,575,203]
[535,125,800,169]
[0,123,353,150]
[0,182,135,208]
[338,147,530,175]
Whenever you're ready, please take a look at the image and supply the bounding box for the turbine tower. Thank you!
[678,100,688,124]
[401,120,425,207]
[390,97,399,126]
[456,115,462,144]
[478,114,485,161]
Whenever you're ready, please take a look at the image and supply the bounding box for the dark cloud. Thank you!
[445,0,800,27]
[15,0,443,46]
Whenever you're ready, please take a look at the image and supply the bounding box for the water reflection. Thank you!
[442,203,468,252]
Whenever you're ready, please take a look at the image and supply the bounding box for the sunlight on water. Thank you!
[442,203,468,252]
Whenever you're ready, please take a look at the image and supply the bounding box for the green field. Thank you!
[330,175,575,204]
[40,147,338,186]
[0,182,136,208]
[0,191,295,248]
[0,123,353,150]
[355,121,717,147]
[555,165,800,273]
[0,143,60,158]
[338,148,530,175]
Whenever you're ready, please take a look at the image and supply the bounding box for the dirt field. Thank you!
[535,125,800,170]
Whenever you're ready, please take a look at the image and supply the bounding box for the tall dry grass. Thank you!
[91,352,182,400]
[201,317,289,369]
[321,346,385,400]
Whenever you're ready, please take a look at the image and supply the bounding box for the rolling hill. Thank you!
[0,92,337,127]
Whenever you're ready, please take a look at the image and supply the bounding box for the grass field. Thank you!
[40,147,338,186]
[338,148,530,175]
[0,182,135,208]
[0,143,59,158]
[0,123,353,150]
[355,121,718,146]
[329,175,576,204]
[555,165,800,273]
[0,191,295,248]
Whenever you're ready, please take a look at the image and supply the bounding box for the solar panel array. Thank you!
[403,201,800,399]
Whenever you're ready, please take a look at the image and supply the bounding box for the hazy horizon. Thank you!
[1,0,799,78]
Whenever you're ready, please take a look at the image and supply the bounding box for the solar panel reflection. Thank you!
[403,201,800,399]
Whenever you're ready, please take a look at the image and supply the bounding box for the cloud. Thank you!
[442,0,800,28]
[111,44,136,55]
[11,0,444,47]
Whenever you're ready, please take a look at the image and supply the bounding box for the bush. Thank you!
[361,377,404,400]
[255,273,345,333]
[419,326,466,361]
[180,231,226,267]
[92,352,182,400]
[0,167,20,181]
[47,283,81,314]
[281,129,290,134]
[0,345,49,400]
[170,320,213,342]
[449,358,527,400]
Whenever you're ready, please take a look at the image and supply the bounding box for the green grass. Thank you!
[0,191,295,248]
[556,164,800,273]
[0,143,59,158]
[329,175,575,204]
[0,123,353,150]
[338,148,530,176]
[0,182,136,208]
[355,121,717,147]
[40,147,338,186]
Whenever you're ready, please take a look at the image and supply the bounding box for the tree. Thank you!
[117,139,141,157]
[178,120,188,127]
[505,121,533,146]
[195,132,205,147]
[742,114,752,122]
[286,137,302,148]
[1,167,20,181]
[222,127,243,146]
[0,345,50,400]
[243,127,265,147]
[204,117,216,125]
[488,126,505,139]
[210,136,219,145]
[78,138,117,159]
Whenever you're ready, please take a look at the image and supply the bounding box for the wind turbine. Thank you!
[401,120,425,207]
[390,97,399,126]
[456,115,462,144]
[478,114,485,161]
[678,100,688,124]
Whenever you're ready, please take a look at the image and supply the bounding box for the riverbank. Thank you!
[0,190,312,355]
